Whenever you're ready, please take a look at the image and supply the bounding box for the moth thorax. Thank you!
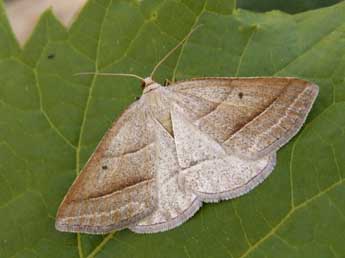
[142,77,161,94]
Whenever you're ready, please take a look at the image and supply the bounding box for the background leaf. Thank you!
[237,0,343,13]
[1,0,345,258]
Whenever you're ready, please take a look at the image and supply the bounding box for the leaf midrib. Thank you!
[74,1,113,257]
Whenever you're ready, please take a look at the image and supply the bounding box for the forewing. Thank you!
[130,119,201,233]
[55,101,157,234]
[168,77,318,159]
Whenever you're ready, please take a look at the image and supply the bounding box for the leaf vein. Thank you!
[74,1,114,258]
[235,29,256,76]
[238,178,344,258]
[172,0,207,81]
[273,22,345,75]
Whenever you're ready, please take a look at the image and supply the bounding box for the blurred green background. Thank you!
[238,0,342,13]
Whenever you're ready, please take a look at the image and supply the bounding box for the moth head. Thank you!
[141,77,154,88]
[142,77,162,94]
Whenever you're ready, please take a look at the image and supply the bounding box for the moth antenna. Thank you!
[150,24,203,78]
[75,72,145,81]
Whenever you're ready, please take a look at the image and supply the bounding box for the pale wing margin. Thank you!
[168,77,319,160]
[56,101,158,234]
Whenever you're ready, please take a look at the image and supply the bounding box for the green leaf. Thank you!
[1,1,345,258]
[237,0,343,13]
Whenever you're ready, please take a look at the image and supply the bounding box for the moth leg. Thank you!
[163,79,172,86]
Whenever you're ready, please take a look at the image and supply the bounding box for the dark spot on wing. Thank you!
[189,160,197,166]
[102,165,108,170]
[238,92,244,99]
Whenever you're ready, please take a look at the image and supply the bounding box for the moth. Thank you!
[55,27,318,234]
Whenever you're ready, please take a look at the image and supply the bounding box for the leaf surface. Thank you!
[237,0,342,13]
[0,1,345,258]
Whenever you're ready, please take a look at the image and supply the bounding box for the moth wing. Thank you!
[170,104,276,201]
[130,119,201,233]
[180,154,276,202]
[55,101,158,234]
[168,77,318,160]
[171,104,227,168]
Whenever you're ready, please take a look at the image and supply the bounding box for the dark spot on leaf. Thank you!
[102,165,108,170]
[47,54,55,59]
[238,92,244,99]
[150,11,158,21]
